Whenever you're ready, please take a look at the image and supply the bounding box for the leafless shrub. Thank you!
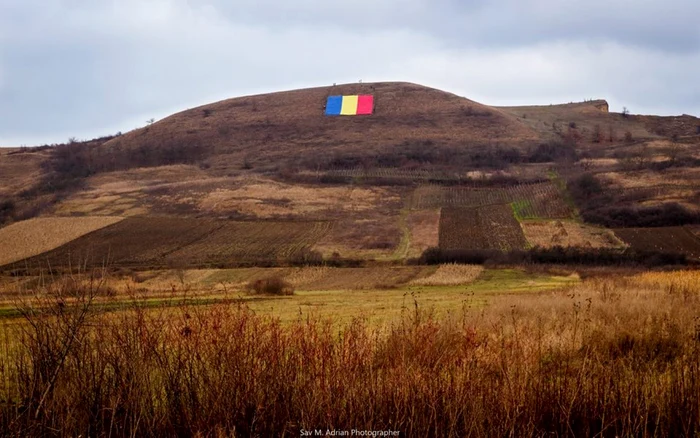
[247,275,294,295]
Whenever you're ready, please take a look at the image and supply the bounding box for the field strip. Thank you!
[0,216,124,267]
[378,208,411,261]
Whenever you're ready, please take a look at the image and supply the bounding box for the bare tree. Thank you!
[666,143,682,165]
[592,125,604,143]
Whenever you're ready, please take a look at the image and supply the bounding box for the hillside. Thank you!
[100,82,541,172]
[0,82,699,269]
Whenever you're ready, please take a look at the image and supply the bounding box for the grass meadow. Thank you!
[0,268,698,436]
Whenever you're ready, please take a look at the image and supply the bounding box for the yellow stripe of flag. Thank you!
[340,95,359,115]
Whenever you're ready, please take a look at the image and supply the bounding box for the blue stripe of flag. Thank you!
[325,96,343,116]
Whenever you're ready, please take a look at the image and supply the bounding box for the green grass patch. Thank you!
[547,170,581,221]
[378,208,411,262]
[511,200,536,221]
[466,268,578,293]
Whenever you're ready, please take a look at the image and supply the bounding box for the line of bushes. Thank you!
[581,203,700,228]
[298,140,576,174]
[567,173,700,227]
[0,199,15,226]
[419,246,689,267]
[283,171,531,187]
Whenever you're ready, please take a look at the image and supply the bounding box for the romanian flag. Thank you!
[325,95,374,116]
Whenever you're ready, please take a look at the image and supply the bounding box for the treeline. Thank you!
[567,173,700,227]
[0,199,14,225]
[582,203,700,228]
[419,247,689,267]
[4,134,212,224]
[46,137,210,178]
[284,171,529,187]
[299,140,577,173]
[22,135,211,199]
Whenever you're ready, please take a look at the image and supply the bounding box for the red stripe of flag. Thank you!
[356,95,374,115]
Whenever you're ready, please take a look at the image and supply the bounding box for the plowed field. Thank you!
[413,182,572,219]
[5,217,332,270]
[613,227,700,260]
[0,217,124,266]
[439,205,528,251]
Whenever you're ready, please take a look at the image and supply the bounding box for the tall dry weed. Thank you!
[0,270,699,436]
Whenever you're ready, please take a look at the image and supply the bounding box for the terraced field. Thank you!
[613,227,700,260]
[165,221,332,265]
[311,168,463,182]
[413,182,572,219]
[439,205,528,251]
[3,217,332,270]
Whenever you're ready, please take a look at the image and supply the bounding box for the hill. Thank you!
[100,82,541,173]
[0,82,699,269]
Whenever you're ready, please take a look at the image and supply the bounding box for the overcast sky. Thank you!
[1,0,699,146]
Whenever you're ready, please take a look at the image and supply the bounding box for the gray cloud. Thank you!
[0,0,699,146]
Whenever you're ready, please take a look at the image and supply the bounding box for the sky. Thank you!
[1,0,699,146]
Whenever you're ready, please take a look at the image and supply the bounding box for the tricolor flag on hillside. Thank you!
[325,95,374,116]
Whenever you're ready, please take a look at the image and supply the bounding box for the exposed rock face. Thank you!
[593,100,609,113]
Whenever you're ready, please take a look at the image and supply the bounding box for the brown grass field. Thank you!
[409,263,484,286]
[0,149,48,198]
[521,220,625,249]
[498,100,650,142]
[0,268,699,436]
[0,217,124,266]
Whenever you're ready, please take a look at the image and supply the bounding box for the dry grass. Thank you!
[0,150,48,197]
[633,270,700,294]
[199,176,396,218]
[83,266,433,297]
[284,266,332,287]
[497,100,656,142]
[410,263,484,286]
[52,164,212,216]
[0,269,699,436]
[521,220,625,249]
[599,169,698,189]
[286,266,433,291]
[0,217,124,266]
[100,82,540,173]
